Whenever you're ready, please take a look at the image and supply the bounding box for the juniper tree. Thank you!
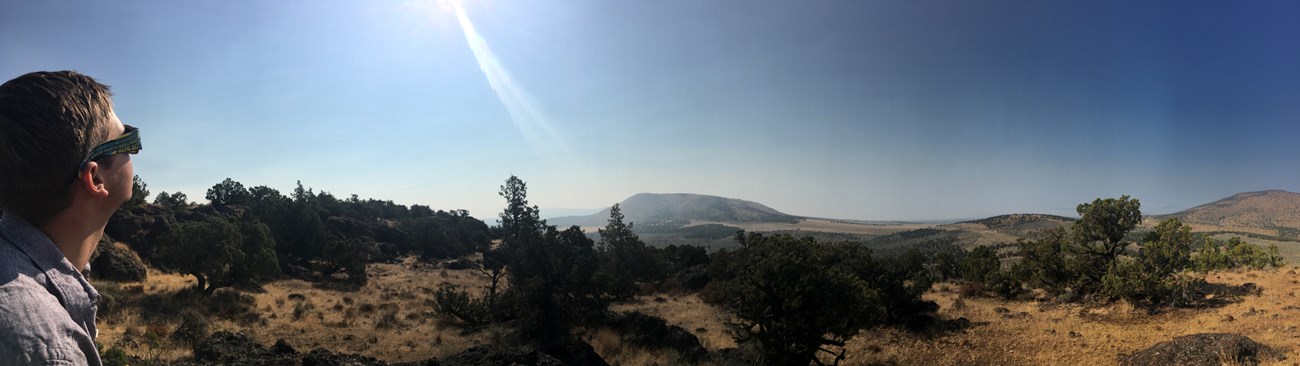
[595,204,664,299]
[155,217,280,295]
[711,232,886,365]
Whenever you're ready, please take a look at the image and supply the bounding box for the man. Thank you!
[0,71,141,366]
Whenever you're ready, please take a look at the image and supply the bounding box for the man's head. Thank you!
[0,71,136,225]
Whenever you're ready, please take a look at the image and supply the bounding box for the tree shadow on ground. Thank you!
[902,313,990,339]
[1187,281,1261,308]
[98,281,258,326]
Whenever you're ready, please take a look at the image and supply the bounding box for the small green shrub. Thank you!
[1102,259,1204,309]
[959,245,1000,284]
[985,270,1024,300]
[1011,228,1076,294]
[169,310,211,346]
[432,286,490,325]
[100,347,131,366]
[1192,237,1285,272]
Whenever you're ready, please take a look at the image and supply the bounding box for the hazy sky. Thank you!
[3,1,1298,221]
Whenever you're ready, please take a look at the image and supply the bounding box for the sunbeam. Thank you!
[446,0,582,174]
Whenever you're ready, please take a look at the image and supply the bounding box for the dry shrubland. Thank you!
[844,269,1300,366]
[96,255,1300,365]
[96,257,504,363]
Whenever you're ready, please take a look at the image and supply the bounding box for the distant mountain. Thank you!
[540,208,605,220]
[548,193,800,228]
[1155,190,1300,229]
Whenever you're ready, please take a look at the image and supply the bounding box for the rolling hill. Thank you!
[548,193,801,229]
[955,214,1076,237]
[542,190,1300,255]
[1154,190,1300,230]
[547,193,1084,251]
[854,214,1077,252]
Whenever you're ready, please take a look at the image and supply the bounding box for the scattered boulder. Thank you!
[1120,333,1285,366]
[272,339,297,355]
[943,317,972,331]
[89,239,147,282]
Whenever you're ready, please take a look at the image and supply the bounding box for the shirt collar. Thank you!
[0,213,72,272]
[0,212,101,303]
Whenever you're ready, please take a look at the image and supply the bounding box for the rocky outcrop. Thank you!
[190,332,297,366]
[442,345,563,366]
[326,216,375,240]
[106,204,175,258]
[89,238,148,282]
[300,349,390,366]
[1120,333,1285,366]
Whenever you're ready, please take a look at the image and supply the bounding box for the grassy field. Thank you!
[843,270,1300,365]
[97,255,1300,365]
[95,256,504,363]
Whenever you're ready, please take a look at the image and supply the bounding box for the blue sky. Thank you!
[3,1,1298,221]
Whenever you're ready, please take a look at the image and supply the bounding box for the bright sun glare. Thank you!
[410,0,586,178]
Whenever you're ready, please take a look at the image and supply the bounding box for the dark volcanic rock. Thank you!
[539,338,609,366]
[89,238,147,282]
[191,331,296,366]
[106,204,175,257]
[327,216,377,239]
[191,332,441,366]
[441,345,562,366]
[272,339,297,354]
[190,331,604,366]
[1120,333,1285,366]
[301,348,390,366]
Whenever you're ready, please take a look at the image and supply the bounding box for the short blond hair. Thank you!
[0,71,116,225]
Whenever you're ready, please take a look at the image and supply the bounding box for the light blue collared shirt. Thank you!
[0,213,102,366]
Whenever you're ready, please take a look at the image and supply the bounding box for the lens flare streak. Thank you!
[448,0,578,172]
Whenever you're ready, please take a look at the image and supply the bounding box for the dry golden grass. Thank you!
[99,254,1300,365]
[590,294,742,366]
[841,269,1300,366]
[96,256,504,363]
[611,294,737,351]
[583,327,696,366]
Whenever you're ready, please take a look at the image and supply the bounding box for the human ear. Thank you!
[79,162,111,198]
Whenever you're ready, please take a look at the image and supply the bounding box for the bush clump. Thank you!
[705,231,936,365]
[432,286,490,326]
[1192,237,1284,272]
[1009,195,1286,309]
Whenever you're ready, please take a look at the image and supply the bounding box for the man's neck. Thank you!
[38,210,107,272]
